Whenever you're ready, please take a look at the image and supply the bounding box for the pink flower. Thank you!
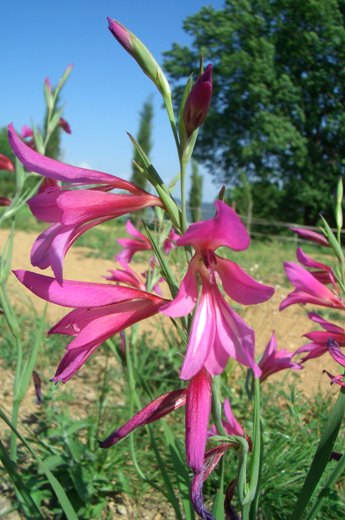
[280,262,345,311]
[99,368,212,518]
[290,227,329,247]
[106,259,163,295]
[162,201,274,379]
[8,124,163,282]
[0,153,14,172]
[163,228,179,254]
[116,220,152,264]
[259,332,302,382]
[183,65,213,137]
[296,247,336,286]
[322,339,345,388]
[295,312,345,362]
[14,270,167,382]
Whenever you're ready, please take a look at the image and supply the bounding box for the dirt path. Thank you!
[0,228,340,404]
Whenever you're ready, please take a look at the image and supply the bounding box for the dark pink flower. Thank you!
[162,201,274,379]
[0,153,14,172]
[295,312,345,362]
[14,270,166,382]
[8,124,163,282]
[258,332,303,382]
[116,220,152,264]
[290,227,329,247]
[183,65,213,137]
[296,247,336,286]
[280,262,345,311]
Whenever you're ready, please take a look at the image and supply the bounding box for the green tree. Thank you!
[163,0,345,224]
[131,98,154,191]
[189,160,203,222]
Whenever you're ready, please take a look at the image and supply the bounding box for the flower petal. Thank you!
[186,369,212,474]
[8,123,137,190]
[216,256,274,305]
[14,270,163,307]
[99,388,187,448]
[177,200,249,252]
[161,258,199,318]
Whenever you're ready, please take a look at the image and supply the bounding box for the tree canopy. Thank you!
[163,0,345,224]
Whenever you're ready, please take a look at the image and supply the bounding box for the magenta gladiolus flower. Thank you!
[105,258,163,295]
[296,247,336,286]
[116,220,152,264]
[290,227,329,247]
[183,65,213,137]
[162,201,274,379]
[0,153,14,172]
[295,312,345,362]
[322,339,345,388]
[8,124,163,282]
[258,332,302,382]
[280,262,345,311]
[14,270,167,382]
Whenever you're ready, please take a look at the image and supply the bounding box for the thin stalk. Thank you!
[164,94,181,160]
[180,160,188,233]
[241,378,262,518]
[211,376,227,437]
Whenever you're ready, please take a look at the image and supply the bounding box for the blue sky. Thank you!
[2,0,224,202]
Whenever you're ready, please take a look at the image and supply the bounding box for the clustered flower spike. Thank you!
[162,200,274,379]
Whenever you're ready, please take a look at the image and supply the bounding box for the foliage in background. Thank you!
[188,160,203,222]
[163,0,345,225]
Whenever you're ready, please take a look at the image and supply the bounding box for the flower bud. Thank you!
[183,65,212,137]
[0,153,14,172]
[107,17,171,99]
[58,117,72,134]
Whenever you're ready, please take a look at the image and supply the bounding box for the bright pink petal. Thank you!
[177,200,249,252]
[211,287,261,377]
[161,258,199,318]
[180,286,215,379]
[280,262,345,310]
[8,123,137,191]
[56,190,162,226]
[328,339,345,368]
[185,369,212,474]
[14,270,163,307]
[28,189,62,222]
[259,332,302,381]
[216,256,274,305]
[223,399,244,437]
[99,388,187,448]
[105,267,144,290]
[290,227,329,246]
[308,312,344,333]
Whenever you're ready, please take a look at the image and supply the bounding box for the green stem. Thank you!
[211,376,227,437]
[180,160,188,233]
[290,387,345,519]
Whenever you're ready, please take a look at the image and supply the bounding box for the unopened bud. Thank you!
[107,17,171,99]
[183,65,212,137]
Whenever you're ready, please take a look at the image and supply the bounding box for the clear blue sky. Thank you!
[1,0,224,202]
